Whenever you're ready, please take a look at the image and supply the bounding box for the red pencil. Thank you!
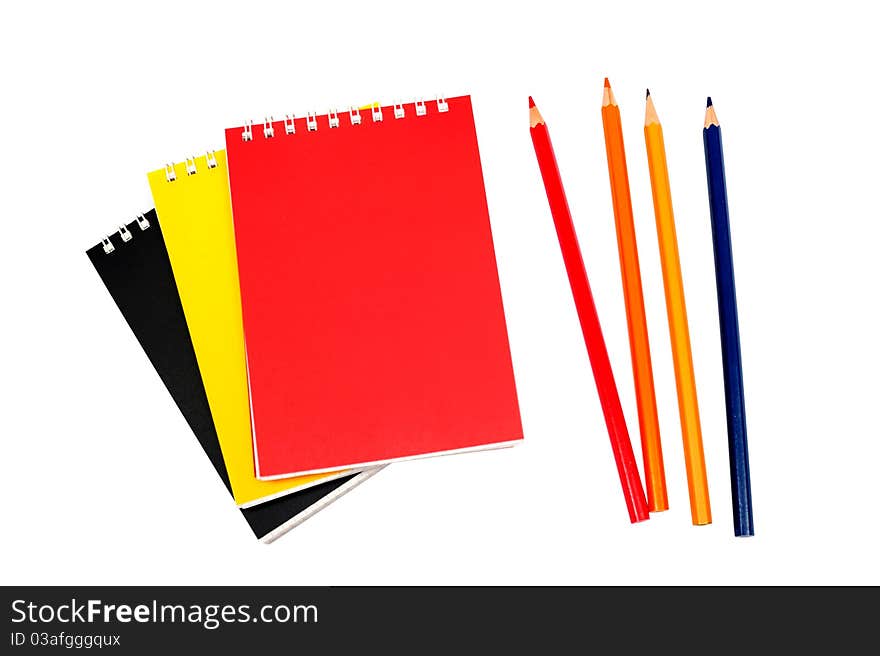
[529,96,649,523]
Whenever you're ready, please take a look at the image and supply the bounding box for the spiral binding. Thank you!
[164,151,220,183]
[240,96,450,140]
[98,213,151,255]
[101,147,218,256]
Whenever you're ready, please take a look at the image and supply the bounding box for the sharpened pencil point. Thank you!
[645,93,659,125]
[646,88,650,98]
[529,100,544,128]
[704,102,719,128]
[602,80,617,107]
[707,96,713,108]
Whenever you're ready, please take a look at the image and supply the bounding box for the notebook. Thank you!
[86,212,381,542]
[148,153,356,506]
[226,96,523,479]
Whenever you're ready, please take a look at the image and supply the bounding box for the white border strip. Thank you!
[237,467,358,509]
[256,438,523,481]
[259,466,386,544]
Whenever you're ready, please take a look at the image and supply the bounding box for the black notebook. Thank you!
[86,210,379,541]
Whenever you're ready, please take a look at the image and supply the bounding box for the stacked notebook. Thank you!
[87,97,523,541]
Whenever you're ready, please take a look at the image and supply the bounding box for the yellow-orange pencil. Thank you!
[644,90,711,525]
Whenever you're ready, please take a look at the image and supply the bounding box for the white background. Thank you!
[1,1,877,585]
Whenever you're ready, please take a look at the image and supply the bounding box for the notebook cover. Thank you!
[226,96,523,479]
[148,153,353,506]
[86,212,378,541]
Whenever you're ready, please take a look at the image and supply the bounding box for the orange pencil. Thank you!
[644,90,711,525]
[601,79,668,512]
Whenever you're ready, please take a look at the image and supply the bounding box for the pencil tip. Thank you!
[529,99,544,127]
[707,96,713,108]
[646,88,650,98]
[704,101,719,128]
[645,91,659,125]
[604,77,611,88]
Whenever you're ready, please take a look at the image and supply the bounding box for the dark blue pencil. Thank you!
[703,98,754,537]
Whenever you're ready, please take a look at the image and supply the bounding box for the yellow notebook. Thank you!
[148,151,352,506]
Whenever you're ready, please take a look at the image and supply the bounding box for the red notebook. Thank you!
[225,96,522,479]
